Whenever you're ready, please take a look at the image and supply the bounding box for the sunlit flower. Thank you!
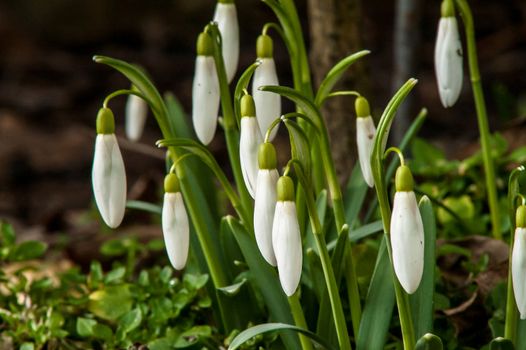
[239,94,262,198]
[355,96,376,187]
[192,32,220,145]
[254,142,278,266]
[162,173,190,270]
[125,92,148,142]
[272,175,302,296]
[92,107,127,229]
[434,0,463,108]
[390,165,424,294]
[213,0,239,83]
[252,34,280,140]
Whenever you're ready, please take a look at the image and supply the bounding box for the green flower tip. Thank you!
[395,165,414,192]
[355,96,370,118]
[258,142,277,170]
[256,34,273,58]
[96,107,115,134]
[277,176,295,202]
[415,333,443,350]
[241,94,256,117]
[441,0,455,17]
[197,32,214,56]
[164,173,180,193]
[516,205,526,229]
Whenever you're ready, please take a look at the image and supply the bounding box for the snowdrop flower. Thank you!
[512,205,526,319]
[254,142,279,266]
[252,34,281,140]
[272,175,302,296]
[355,96,376,187]
[162,173,190,270]
[125,90,148,142]
[390,165,424,294]
[240,94,263,198]
[434,0,463,108]
[192,32,220,145]
[92,107,127,228]
[213,0,239,83]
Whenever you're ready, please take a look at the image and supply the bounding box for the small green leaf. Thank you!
[20,343,35,350]
[118,308,142,334]
[217,279,247,296]
[88,285,132,321]
[100,239,127,256]
[76,317,97,337]
[228,323,334,350]
[10,241,47,261]
[146,239,165,252]
[93,323,113,341]
[1,222,16,246]
[104,267,126,284]
[175,325,212,348]
[184,274,208,290]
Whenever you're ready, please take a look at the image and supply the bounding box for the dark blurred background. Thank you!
[1,0,525,240]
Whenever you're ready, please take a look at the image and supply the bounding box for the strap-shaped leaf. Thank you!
[410,196,437,338]
[126,200,161,215]
[234,61,261,126]
[228,323,335,350]
[315,50,371,106]
[284,119,312,178]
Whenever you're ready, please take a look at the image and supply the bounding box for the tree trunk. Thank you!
[307,0,368,185]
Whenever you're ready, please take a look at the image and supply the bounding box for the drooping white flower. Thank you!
[125,93,148,142]
[213,1,239,83]
[239,94,262,198]
[272,176,302,296]
[355,96,376,187]
[254,142,278,266]
[512,205,526,319]
[434,2,463,108]
[92,108,127,229]
[192,32,220,145]
[162,174,190,270]
[252,34,280,140]
[390,165,424,294]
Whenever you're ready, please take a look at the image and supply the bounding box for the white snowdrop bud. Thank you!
[92,108,127,229]
[162,173,190,271]
[125,92,148,142]
[254,142,279,266]
[240,94,263,198]
[434,0,463,108]
[390,165,424,294]
[252,34,280,140]
[512,205,526,319]
[192,32,220,145]
[355,96,376,187]
[272,175,302,296]
[213,0,239,83]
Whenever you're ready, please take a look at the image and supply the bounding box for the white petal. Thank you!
[356,116,376,187]
[240,118,263,198]
[254,169,279,266]
[513,227,526,319]
[434,17,463,108]
[125,95,148,142]
[162,192,190,270]
[272,201,302,296]
[192,56,220,145]
[390,191,424,294]
[92,134,127,228]
[252,58,280,140]
[213,3,239,83]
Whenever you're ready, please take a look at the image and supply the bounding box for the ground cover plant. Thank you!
[2,0,526,349]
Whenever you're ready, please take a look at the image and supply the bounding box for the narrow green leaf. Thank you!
[344,164,369,229]
[164,92,192,138]
[517,321,526,349]
[410,196,437,338]
[126,200,162,215]
[226,216,301,350]
[315,50,371,105]
[228,323,334,350]
[234,61,261,125]
[284,119,312,178]
[357,238,395,350]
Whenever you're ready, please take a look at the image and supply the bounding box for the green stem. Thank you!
[288,293,314,350]
[455,0,501,240]
[207,23,253,218]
